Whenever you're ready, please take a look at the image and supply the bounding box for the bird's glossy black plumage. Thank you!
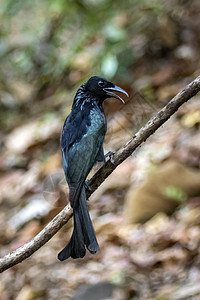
[58,76,128,260]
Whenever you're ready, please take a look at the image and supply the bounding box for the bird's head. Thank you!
[85,76,128,104]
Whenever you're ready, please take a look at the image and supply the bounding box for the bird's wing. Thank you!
[61,109,105,184]
[61,109,91,151]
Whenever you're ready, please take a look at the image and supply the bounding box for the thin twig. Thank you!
[0,76,200,273]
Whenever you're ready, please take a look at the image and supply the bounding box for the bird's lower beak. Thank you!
[103,85,129,104]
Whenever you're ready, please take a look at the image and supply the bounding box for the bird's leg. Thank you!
[96,146,115,164]
[95,145,105,163]
[84,180,92,193]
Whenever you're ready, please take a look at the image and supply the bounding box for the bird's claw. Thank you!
[105,151,115,164]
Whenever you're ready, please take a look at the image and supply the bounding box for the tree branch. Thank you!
[1,76,200,273]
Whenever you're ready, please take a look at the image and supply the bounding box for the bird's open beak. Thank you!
[103,86,129,104]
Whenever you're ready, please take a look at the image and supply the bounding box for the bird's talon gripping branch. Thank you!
[109,153,115,164]
[105,151,115,164]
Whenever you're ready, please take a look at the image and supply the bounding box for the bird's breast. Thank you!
[87,108,106,136]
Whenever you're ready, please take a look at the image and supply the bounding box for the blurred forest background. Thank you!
[1,0,200,299]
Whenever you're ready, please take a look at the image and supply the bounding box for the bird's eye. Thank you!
[98,80,105,87]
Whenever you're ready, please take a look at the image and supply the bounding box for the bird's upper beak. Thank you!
[103,85,129,104]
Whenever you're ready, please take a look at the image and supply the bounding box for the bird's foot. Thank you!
[105,151,115,164]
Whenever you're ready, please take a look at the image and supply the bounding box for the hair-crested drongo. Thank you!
[58,76,128,260]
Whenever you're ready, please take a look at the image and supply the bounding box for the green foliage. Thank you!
[0,0,198,118]
[0,0,189,87]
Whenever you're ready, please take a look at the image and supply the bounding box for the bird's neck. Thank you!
[72,84,103,111]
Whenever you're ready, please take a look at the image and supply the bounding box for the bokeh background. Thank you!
[1,0,200,299]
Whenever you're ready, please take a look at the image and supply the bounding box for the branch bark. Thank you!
[1,76,200,273]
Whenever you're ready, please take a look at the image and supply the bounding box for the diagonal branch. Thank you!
[0,76,200,273]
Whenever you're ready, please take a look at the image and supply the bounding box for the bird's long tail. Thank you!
[58,186,99,261]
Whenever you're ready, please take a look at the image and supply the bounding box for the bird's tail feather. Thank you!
[57,186,99,261]
[57,209,86,260]
[79,188,99,254]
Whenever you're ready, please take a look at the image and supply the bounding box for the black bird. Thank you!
[58,76,128,261]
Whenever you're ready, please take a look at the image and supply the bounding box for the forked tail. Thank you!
[58,187,99,261]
